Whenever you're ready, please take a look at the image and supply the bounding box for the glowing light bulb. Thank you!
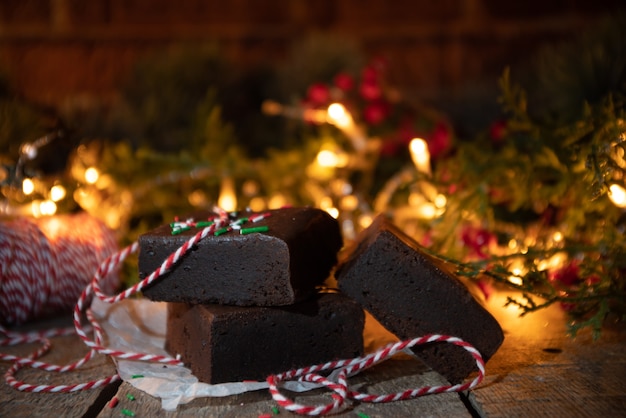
[340,195,359,211]
[249,197,266,212]
[22,178,35,195]
[268,193,288,209]
[33,200,57,217]
[319,196,333,210]
[317,150,340,167]
[609,184,626,208]
[358,214,374,229]
[84,167,99,184]
[50,185,66,202]
[434,194,447,208]
[218,177,237,212]
[327,103,351,128]
[409,138,431,174]
[326,103,366,152]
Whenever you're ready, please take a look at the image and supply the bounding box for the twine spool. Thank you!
[0,212,118,325]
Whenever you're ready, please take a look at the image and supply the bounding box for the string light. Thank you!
[31,200,57,217]
[218,177,237,212]
[22,178,35,195]
[608,183,626,208]
[50,185,66,202]
[409,138,431,175]
[326,103,366,152]
[316,149,348,168]
[326,103,351,128]
[84,167,100,184]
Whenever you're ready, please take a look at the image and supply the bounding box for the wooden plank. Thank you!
[96,359,471,417]
[5,290,625,417]
[470,291,626,417]
[0,316,119,418]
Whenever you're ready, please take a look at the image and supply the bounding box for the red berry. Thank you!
[306,83,330,106]
[363,101,389,125]
[489,120,507,144]
[359,80,382,101]
[333,72,354,91]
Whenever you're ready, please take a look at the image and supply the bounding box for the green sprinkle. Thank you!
[196,221,214,227]
[240,225,269,235]
[121,409,135,417]
[271,406,280,414]
[126,393,135,401]
[356,413,370,418]
[214,227,230,236]
[171,226,190,235]
[131,374,144,379]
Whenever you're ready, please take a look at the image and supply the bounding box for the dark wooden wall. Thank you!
[0,0,622,106]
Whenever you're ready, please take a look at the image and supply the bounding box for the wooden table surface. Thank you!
[2,290,625,418]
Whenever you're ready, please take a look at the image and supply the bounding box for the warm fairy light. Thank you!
[316,149,348,168]
[409,138,431,174]
[508,239,518,250]
[552,231,564,243]
[327,103,352,128]
[326,103,366,152]
[319,196,333,210]
[434,194,447,208]
[84,167,99,184]
[408,191,425,207]
[508,273,523,286]
[416,202,437,219]
[104,210,122,229]
[508,261,525,286]
[268,193,288,209]
[340,195,359,211]
[325,207,339,219]
[242,180,259,197]
[21,143,37,159]
[32,200,57,217]
[537,252,567,272]
[358,214,374,229]
[249,197,266,212]
[22,178,35,195]
[188,189,208,207]
[608,183,626,208]
[50,185,66,202]
[218,177,237,212]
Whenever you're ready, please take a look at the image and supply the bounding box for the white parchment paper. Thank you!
[90,298,324,411]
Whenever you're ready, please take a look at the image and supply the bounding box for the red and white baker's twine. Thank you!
[266,335,485,415]
[1,209,486,414]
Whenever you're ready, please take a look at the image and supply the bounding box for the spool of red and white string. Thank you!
[0,212,119,325]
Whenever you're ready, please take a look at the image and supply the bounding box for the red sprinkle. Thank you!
[108,396,119,408]
[258,415,272,418]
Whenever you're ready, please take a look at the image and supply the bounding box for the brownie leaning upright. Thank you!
[336,214,504,384]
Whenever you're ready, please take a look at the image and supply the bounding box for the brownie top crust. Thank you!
[139,206,343,306]
[336,214,504,383]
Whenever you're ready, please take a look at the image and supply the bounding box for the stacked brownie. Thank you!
[138,207,364,384]
[139,207,504,386]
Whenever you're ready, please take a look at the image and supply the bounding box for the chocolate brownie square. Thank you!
[336,215,504,383]
[165,292,364,384]
[139,207,342,306]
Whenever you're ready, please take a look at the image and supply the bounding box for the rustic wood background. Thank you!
[0,0,623,106]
